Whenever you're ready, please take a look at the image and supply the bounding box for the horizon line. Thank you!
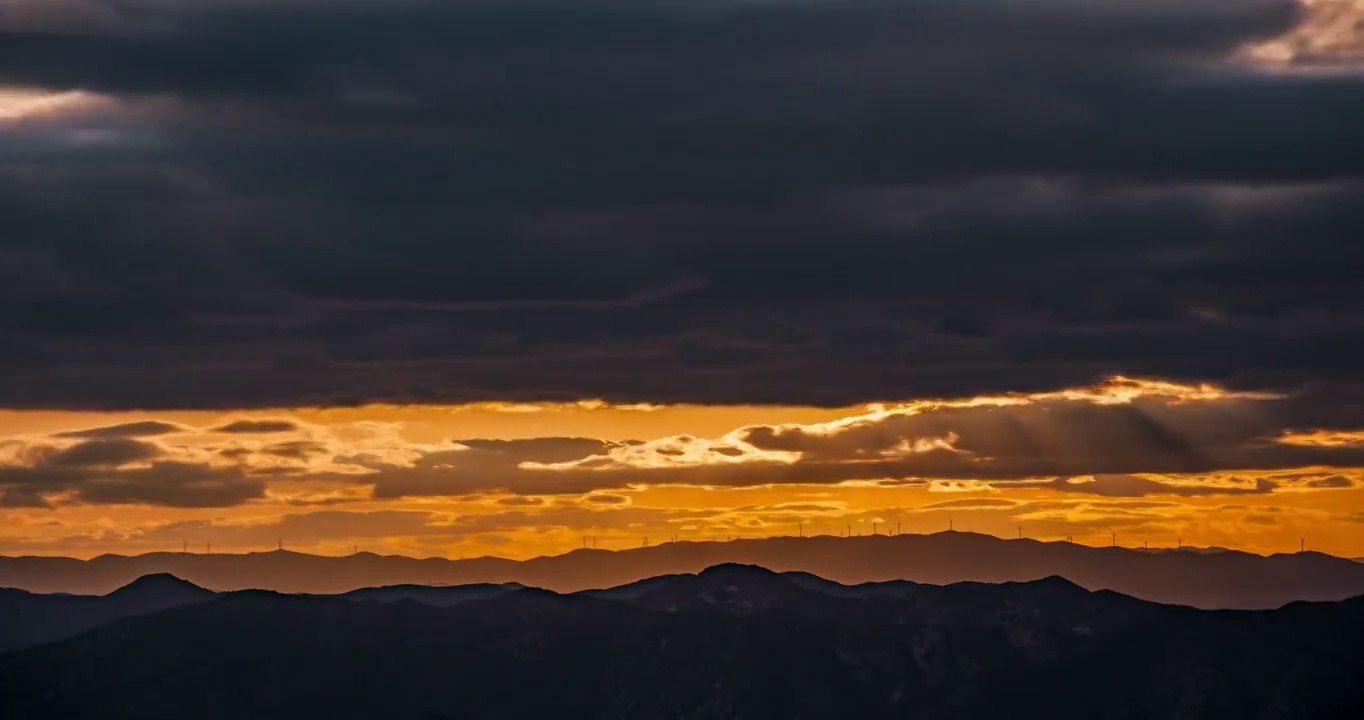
[0,530,1344,563]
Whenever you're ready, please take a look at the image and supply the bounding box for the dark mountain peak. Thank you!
[89,553,132,563]
[932,530,997,541]
[1026,575,1088,592]
[476,585,585,616]
[698,563,781,579]
[694,564,798,593]
[950,575,1094,600]
[108,574,211,599]
[340,581,528,607]
[508,585,560,598]
[635,563,810,614]
[0,573,217,653]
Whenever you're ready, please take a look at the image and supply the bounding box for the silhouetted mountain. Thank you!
[1,567,1360,719]
[628,563,831,614]
[0,577,533,652]
[337,582,525,607]
[0,568,1141,652]
[4,534,1362,609]
[0,574,213,651]
[105,573,210,604]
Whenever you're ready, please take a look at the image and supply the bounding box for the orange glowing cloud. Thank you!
[1,377,1362,559]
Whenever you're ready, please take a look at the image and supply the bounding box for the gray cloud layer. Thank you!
[0,0,1361,408]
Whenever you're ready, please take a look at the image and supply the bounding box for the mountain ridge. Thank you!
[5,532,1363,609]
[3,564,1361,719]
[0,566,1178,652]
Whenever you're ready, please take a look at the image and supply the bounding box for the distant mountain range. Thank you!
[0,575,524,652]
[4,532,1364,609]
[2,565,1361,719]
[0,573,214,652]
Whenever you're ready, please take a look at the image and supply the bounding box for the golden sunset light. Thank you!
[3,1,1363,716]
[2,377,1360,560]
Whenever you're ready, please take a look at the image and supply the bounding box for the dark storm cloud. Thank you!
[362,438,619,498]
[264,440,331,458]
[44,438,162,467]
[213,420,301,434]
[585,494,630,505]
[1306,475,1356,488]
[52,421,185,439]
[0,487,53,509]
[0,438,265,507]
[0,460,265,508]
[0,0,1361,409]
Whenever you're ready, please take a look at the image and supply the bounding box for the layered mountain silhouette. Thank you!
[0,573,214,651]
[1,565,1361,719]
[4,532,1364,609]
[337,581,525,607]
[0,576,531,652]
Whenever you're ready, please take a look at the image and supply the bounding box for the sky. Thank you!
[1,0,1362,559]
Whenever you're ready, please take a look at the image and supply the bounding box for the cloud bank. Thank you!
[2,378,1360,509]
[0,0,1360,409]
